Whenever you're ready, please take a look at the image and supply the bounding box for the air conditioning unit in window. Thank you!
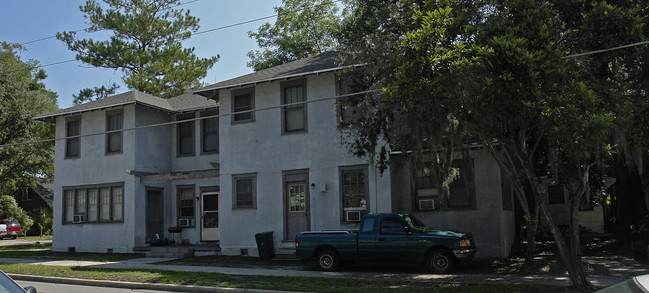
[418,199,436,211]
[178,218,193,227]
[73,215,85,223]
[345,211,362,222]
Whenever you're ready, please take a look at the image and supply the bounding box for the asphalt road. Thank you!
[17,280,179,293]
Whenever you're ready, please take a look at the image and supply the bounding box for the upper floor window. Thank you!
[177,113,195,156]
[232,88,254,123]
[65,117,81,158]
[336,78,362,126]
[340,165,368,222]
[414,159,476,211]
[201,110,219,154]
[233,173,256,209]
[106,110,123,154]
[281,80,307,133]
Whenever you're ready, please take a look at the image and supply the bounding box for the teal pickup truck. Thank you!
[295,213,476,273]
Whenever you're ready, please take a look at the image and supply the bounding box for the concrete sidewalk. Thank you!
[0,256,627,291]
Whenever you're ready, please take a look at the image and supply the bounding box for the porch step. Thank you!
[275,245,297,260]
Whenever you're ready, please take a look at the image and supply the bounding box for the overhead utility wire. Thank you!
[15,0,343,73]
[18,0,201,46]
[561,40,649,59]
[0,89,381,148]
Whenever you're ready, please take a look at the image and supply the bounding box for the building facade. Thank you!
[36,52,514,258]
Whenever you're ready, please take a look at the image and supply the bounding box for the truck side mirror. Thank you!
[404,226,413,235]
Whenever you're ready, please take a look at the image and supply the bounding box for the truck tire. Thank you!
[316,249,340,272]
[427,250,455,274]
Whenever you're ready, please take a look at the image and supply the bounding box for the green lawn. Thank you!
[1,262,579,293]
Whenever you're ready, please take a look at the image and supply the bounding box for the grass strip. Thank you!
[0,243,52,251]
[0,250,141,262]
[0,262,579,292]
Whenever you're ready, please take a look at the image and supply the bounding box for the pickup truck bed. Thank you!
[295,213,476,273]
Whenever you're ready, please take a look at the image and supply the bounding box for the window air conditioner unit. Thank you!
[73,215,85,223]
[178,218,192,227]
[418,199,436,211]
[345,210,362,222]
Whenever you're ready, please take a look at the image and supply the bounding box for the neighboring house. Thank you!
[543,177,616,234]
[35,51,514,258]
[14,178,54,212]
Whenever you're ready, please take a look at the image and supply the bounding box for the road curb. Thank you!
[9,273,302,293]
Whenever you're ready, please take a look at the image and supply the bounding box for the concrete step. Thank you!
[145,252,190,258]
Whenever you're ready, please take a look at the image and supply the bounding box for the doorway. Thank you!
[284,170,309,241]
[201,192,219,241]
[145,188,164,243]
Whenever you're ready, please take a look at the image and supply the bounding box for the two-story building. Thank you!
[35,52,515,258]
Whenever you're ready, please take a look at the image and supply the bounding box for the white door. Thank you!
[201,192,219,241]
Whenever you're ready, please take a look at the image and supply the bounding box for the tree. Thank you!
[0,195,34,234]
[57,0,219,99]
[29,206,53,236]
[0,42,58,195]
[72,82,119,105]
[338,0,647,290]
[247,0,344,71]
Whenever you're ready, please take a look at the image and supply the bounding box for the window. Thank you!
[336,78,362,126]
[232,88,254,123]
[62,183,124,224]
[414,159,476,211]
[201,110,218,154]
[281,80,307,133]
[177,113,195,156]
[106,110,123,154]
[65,117,80,158]
[380,218,408,235]
[360,217,376,234]
[547,184,565,204]
[233,174,256,209]
[340,166,368,222]
[177,185,195,226]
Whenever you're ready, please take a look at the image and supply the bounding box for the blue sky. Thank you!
[0,0,283,109]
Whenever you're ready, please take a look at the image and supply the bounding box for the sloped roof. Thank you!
[34,178,54,207]
[33,90,217,122]
[195,51,346,94]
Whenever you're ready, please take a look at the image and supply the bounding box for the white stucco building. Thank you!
[35,52,515,258]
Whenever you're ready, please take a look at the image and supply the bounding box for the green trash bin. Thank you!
[255,231,275,260]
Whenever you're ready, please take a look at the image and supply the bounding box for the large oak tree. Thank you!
[0,42,58,195]
[338,0,648,290]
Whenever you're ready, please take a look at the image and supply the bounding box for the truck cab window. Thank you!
[361,217,375,234]
[381,218,408,235]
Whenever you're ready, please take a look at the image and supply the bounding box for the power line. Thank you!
[18,0,201,46]
[13,0,344,73]
[0,89,380,148]
[562,40,649,59]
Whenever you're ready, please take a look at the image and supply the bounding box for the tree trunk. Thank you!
[485,142,539,264]
[526,168,594,291]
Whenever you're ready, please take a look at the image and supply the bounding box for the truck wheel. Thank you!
[427,250,455,274]
[316,249,340,272]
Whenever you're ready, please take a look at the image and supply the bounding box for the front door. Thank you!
[201,192,219,241]
[286,181,309,240]
[145,189,164,243]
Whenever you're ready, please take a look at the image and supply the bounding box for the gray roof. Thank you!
[34,178,53,207]
[34,90,217,122]
[195,51,346,95]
